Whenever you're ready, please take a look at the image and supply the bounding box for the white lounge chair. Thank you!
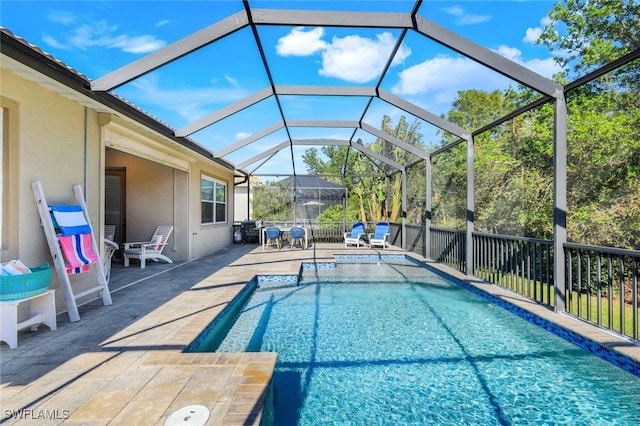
[369,222,390,249]
[104,224,116,242]
[103,238,118,283]
[344,222,366,247]
[123,225,173,268]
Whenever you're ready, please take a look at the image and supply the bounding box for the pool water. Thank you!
[204,259,640,425]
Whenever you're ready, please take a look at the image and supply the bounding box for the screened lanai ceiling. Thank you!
[6,0,572,178]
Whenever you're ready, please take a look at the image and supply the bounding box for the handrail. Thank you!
[425,226,638,342]
[564,241,640,257]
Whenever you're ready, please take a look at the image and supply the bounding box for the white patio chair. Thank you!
[368,222,390,249]
[104,224,116,242]
[344,222,366,247]
[123,225,173,268]
[103,238,118,283]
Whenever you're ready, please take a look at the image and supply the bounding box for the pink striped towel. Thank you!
[58,233,99,274]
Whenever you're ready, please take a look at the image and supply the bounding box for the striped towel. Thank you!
[49,205,92,236]
[58,233,98,274]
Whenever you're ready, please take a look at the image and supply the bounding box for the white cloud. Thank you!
[441,5,492,25]
[43,15,165,54]
[520,57,561,78]
[494,45,562,78]
[110,34,166,54]
[155,19,170,28]
[524,27,543,44]
[42,34,70,50]
[392,55,493,97]
[47,10,77,26]
[235,131,251,140]
[391,47,562,112]
[276,27,327,56]
[125,75,250,123]
[224,74,240,86]
[495,45,522,62]
[319,32,410,83]
[523,16,552,44]
[277,27,411,83]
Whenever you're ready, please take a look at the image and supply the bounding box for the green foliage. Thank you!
[316,203,359,224]
[301,115,427,225]
[538,0,640,86]
[427,0,639,248]
[431,143,467,229]
[252,180,293,221]
[566,87,640,247]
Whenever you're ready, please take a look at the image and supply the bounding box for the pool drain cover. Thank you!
[165,405,210,426]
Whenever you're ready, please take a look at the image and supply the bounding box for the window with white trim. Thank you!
[201,176,226,224]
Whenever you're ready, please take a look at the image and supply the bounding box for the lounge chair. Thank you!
[369,222,390,249]
[289,227,306,249]
[265,227,283,250]
[104,224,116,242]
[344,222,366,247]
[123,225,174,268]
[103,239,118,283]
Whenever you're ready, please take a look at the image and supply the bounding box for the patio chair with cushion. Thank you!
[123,225,174,268]
[369,222,390,249]
[344,222,366,247]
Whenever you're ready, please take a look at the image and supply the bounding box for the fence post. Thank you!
[466,135,474,276]
[425,157,432,259]
[554,92,568,312]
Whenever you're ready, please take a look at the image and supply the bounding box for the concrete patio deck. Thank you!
[1,242,639,425]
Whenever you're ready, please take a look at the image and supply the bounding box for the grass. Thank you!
[567,291,638,339]
[474,268,638,340]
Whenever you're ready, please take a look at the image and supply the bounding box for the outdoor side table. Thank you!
[0,289,57,348]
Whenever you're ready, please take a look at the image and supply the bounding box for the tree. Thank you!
[302,146,348,177]
[537,0,640,248]
[354,115,426,223]
[538,0,640,86]
[302,115,427,225]
[252,180,293,221]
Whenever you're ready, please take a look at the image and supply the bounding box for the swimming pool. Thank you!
[190,257,640,425]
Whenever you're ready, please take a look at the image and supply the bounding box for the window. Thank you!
[201,176,226,224]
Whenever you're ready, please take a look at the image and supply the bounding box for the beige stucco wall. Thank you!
[191,161,233,259]
[2,68,102,313]
[2,64,235,319]
[234,184,250,222]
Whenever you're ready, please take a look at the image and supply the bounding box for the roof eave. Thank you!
[0,29,235,172]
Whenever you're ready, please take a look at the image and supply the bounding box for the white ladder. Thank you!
[31,181,112,322]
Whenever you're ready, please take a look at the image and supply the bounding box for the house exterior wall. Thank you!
[2,67,102,312]
[1,63,234,317]
[234,184,250,222]
[192,163,233,258]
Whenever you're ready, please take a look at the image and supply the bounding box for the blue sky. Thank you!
[2,0,564,175]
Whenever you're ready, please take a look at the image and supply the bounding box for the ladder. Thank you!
[31,181,112,322]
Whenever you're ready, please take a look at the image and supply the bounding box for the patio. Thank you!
[2,242,639,425]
